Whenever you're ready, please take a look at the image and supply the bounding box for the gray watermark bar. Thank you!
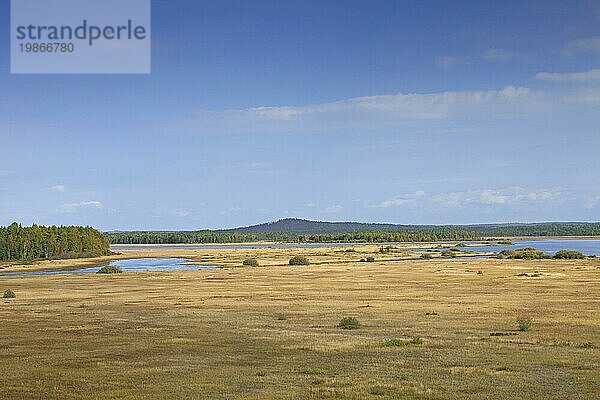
[11,0,151,74]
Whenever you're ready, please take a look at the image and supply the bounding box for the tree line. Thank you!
[0,223,111,261]
[472,223,600,237]
[106,228,479,244]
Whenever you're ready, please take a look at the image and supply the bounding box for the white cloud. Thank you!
[167,84,600,137]
[432,187,561,207]
[585,195,600,210]
[536,69,600,82]
[50,185,65,192]
[378,190,426,208]
[435,56,468,68]
[241,86,534,122]
[482,48,515,61]
[59,200,103,213]
[325,205,343,213]
[564,36,600,55]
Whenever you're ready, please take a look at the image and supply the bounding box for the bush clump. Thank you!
[338,317,360,330]
[553,250,585,259]
[289,256,310,266]
[96,265,123,274]
[242,258,259,267]
[498,248,547,260]
[441,249,458,258]
[516,316,533,332]
[366,256,375,263]
[3,289,16,299]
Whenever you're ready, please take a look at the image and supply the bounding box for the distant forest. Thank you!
[106,219,600,245]
[0,223,111,261]
[106,229,479,244]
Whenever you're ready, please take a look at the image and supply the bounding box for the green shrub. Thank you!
[3,289,16,299]
[366,256,375,262]
[498,240,513,245]
[369,385,387,396]
[516,316,532,332]
[499,248,547,260]
[553,250,585,259]
[303,367,327,375]
[243,258,259,267]
[96,265,123,274]
[256,371,267,377]
[384,338,408,347]
[289,255,310,265]
[441,249,457,258]
[338,317,360,330]
[384,337,423,346]
[420,253,433,259]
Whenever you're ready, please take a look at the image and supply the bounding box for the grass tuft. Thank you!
[3,289,15,299]
[338,317,360,330]
[243,258,259,267]
[516,316,533,332]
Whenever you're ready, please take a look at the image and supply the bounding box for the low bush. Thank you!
[338,317,360,330]
[289,255,310,265]
[517,316,532,332]
[411,336,423,345]
[384,337,423,346]
[369,385,387,396]
[366,256,375,262]
[441,249,457,258]
[420,253,433,259]
[498,248,547,260]
[242,258,259,267]
[384,338,408,347]
[3,289,16,299]
[303,367,327,375]
[96,265,123,274]
[553,250,585,259]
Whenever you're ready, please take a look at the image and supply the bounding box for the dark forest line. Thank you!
[0,223,110,262]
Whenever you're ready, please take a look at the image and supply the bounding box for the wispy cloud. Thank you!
[167,83,600,137]
[50,185,66,193]
[376,188,563,210]
[378,190,426,208]
[431,187,562,207]
[536,69,600,82]
[435,56,468,68]
[59,200,103,213]
[481,48,516,61]
[564,36,600,55]
[325,205,343,213]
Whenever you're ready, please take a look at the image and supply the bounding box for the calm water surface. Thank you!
[0,258,217,278]
[112,239,600,255]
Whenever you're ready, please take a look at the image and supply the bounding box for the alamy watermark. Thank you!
[11,0,151,74]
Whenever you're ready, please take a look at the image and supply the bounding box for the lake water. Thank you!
[112,239,600,256]
[111,243,360,251]
[458,239,600,256]
[0,258,218,278]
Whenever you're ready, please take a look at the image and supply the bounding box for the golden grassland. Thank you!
[0,246,598,399]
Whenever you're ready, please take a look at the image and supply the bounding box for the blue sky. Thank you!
[1,0,599,230]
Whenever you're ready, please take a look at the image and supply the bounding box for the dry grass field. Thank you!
[1,246,598,399]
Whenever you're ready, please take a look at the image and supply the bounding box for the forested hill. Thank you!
[225,218,429,234]
[226,218,600,237]
[0,223,111,262]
